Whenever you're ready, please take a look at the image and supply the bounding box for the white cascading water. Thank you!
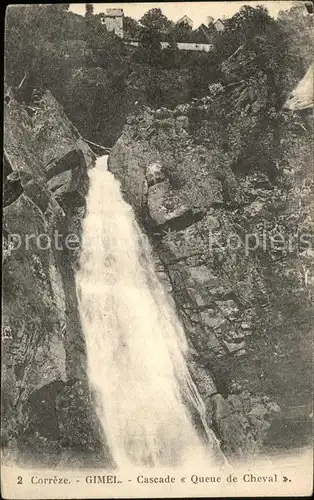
[76,155,226,469]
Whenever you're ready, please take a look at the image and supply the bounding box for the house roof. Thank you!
[177,15,193,24]
[105,8,124,17]
[199,24,213,42]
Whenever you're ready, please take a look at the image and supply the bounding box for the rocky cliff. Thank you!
[2,85,312,466]
[2,91,112,467]
[109,97,313,461]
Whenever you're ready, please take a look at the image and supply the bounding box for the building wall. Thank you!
[214,19,225,32]
[126,41,213,52]
[104,16,124,38]
[175,42,213,52]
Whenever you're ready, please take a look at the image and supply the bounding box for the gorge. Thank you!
[3,85,312,468]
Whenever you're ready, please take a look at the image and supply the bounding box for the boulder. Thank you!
[147,180,189,227]
[45,148,85,179]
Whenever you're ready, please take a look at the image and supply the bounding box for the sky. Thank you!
[70,1,295,27]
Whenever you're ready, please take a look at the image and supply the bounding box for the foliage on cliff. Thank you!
[5,3,312,147]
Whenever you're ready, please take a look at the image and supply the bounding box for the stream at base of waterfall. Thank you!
[76,155,226,469]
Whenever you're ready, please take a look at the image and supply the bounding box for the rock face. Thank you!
[2,92,112,467]
[3,86,312,465]
[109,102,313,460]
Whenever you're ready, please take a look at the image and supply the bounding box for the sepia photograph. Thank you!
[2,1,313,498]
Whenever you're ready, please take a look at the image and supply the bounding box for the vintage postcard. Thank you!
[2,1,313,498]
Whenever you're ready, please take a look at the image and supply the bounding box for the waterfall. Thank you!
[76,155,225,469]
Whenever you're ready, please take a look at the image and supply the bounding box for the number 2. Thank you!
[17,476,23,484]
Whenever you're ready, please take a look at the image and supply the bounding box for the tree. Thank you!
[123,16,141,40]
[140,8,173,34]
[169,21,192,42]
[5,5,71,91]
[213,6,290,104]
[214,5,271,60]
[84,15,126,68]
[277,3,313,83]
[162,31,179,68]
[136,8,175,66]
[85,3,94,18]
[136,25,162,66]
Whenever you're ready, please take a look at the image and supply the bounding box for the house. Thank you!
[214,18,225,32]
[177,15,193,28]
[101,8,124,38]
